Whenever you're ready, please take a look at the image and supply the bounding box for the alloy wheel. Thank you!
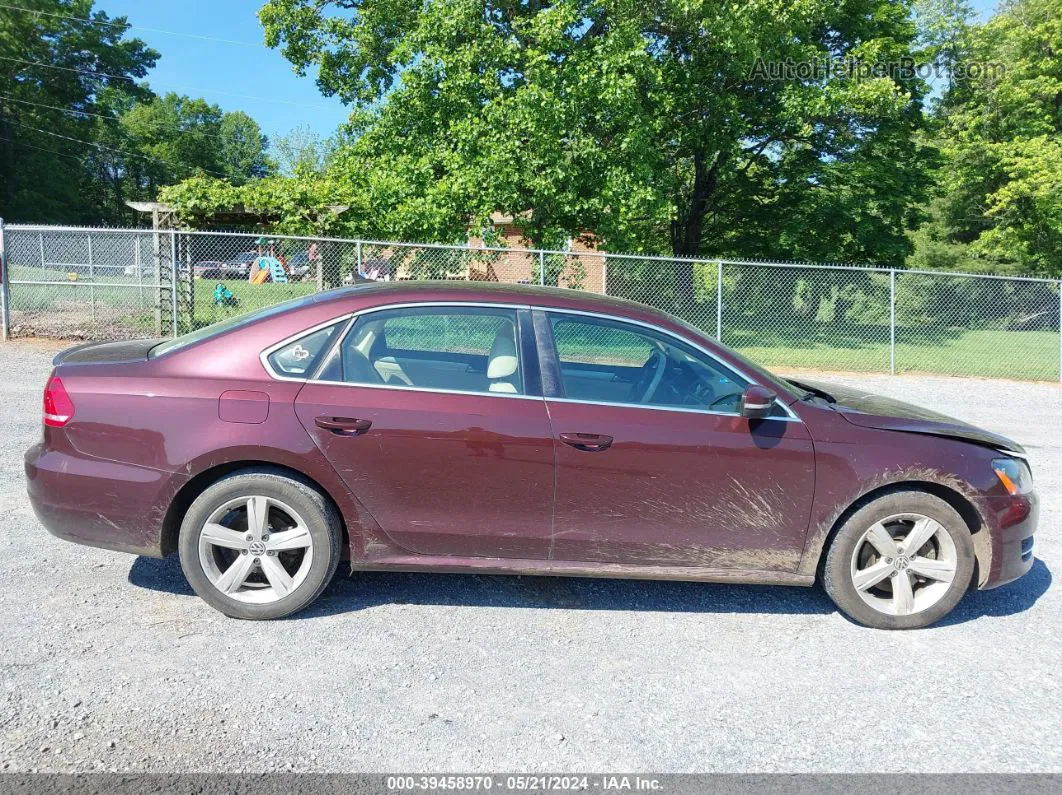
[849,512,958,617]
[197,495,314,604]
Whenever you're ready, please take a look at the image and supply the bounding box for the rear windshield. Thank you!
[149,293,322,358]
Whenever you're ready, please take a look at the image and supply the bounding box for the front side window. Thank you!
[319,306,523,396]
[548,312,751,413]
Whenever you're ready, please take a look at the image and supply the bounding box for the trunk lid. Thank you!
[53,339,164,366]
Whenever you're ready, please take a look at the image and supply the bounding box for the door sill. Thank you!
[351,554,814,587]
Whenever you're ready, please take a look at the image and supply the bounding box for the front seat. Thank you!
[342,343,384,386]
[487,325,520,393]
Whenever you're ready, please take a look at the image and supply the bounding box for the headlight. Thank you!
[992,457,1033,495]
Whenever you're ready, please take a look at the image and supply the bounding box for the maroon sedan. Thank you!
[25,283,1037,628]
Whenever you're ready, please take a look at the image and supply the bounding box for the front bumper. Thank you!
[25,442,184,558]
[980,490,1039,589]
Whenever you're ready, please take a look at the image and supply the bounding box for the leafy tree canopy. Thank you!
[0,1,274,224]
[927,0,1062,275]
[0,0,157,221]
[255,0,936,275]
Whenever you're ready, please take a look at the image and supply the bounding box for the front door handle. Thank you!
[315,416,372,436]
[559,432,613,452]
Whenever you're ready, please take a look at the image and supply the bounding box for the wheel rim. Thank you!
[849,512,958,617]
[197,496,314,604]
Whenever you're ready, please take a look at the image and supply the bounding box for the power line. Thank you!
[0,55,335,110]
[0,93,248,145]
[0,2,263,47]
[7,119,232,178]
[0,133,89,164]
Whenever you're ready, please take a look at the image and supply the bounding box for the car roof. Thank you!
[309,280,680,326]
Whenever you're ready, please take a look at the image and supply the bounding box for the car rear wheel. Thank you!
[178,469,342,619]
[822,489,975,629]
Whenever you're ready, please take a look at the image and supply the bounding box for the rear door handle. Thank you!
[559,432,613,452]
[315,416,372,436]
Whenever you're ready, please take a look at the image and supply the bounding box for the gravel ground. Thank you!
[0,341,1058,773]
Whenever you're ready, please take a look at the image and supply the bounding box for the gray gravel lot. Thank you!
[0,340,1058,773]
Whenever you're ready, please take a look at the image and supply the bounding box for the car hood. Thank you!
[798,379,1025,456]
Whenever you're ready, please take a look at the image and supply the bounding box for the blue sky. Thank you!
[102,0,350,144]
[101,0,1002,146]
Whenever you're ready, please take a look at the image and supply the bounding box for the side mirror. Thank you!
[740,385,776,420]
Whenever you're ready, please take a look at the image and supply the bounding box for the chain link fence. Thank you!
[1,223,1059,382]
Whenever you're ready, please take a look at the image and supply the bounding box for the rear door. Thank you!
[293,304,556,560]
[540,310,816,571]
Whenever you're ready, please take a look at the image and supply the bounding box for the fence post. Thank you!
[315,239,324,292]
[38,231,44,274]
[715,260,723,341]
[601,257,608,295]
[539,250,545,286]
[180,233,194,334]
[153,229,162,336]
[890,269,897,375]
[136,236,144,308]
[0,217,9,341]
[356,240,363,276]
[169,231,178,337]
[87,232,96,325]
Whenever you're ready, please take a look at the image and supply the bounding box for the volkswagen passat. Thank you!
[25,283,1038,628]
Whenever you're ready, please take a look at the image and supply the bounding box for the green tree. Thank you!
[120,93,272,194]
[927,0,1062,275]
[260,0,935,313]
[0,0,157,222]
[217,110,273,183]
[272,124,334,176]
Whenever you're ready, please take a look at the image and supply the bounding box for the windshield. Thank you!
[149,293,322,358]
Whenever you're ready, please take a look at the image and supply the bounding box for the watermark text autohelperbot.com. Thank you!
[750,57,1005,82]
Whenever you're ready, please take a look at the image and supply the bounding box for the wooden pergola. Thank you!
[124,201,350,232]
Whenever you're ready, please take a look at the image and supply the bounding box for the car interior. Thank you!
[268,307,765,414]
[549,315,749,413]
[313,309,524,395]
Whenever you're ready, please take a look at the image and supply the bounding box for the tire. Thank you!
[178,468,342,619]
[822,489,975,629]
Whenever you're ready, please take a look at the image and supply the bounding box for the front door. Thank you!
[541,311,815,571]
[295,304,555,560]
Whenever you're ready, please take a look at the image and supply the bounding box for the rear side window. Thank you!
[319,306,523,395]
[265,321,345,378]
[150,292,323,358]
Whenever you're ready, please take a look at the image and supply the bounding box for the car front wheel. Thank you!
[822,489,975,629]
[178,468,342,619]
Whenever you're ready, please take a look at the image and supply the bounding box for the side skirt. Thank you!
[351,554,815,587]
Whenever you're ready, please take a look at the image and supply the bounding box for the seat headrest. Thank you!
[487,326,519,380]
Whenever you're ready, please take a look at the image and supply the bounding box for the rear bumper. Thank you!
[25,442,184,558]
[980,490,1039,590]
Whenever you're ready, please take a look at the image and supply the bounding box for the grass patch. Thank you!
[735,327,1060,381]
[186,278,316,329]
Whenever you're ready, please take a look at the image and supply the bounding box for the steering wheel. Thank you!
[630,348,667,404]
[708,391,742,412]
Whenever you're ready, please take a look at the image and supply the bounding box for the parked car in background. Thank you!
[286,252,312,281]
[25,283,1037,627]
[223,251,260,278]
[192,261,228,280]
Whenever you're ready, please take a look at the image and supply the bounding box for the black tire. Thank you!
[822,489,975,630]
[178,468,342,619]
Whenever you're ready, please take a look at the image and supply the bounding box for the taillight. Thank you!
[43,374,75,427]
